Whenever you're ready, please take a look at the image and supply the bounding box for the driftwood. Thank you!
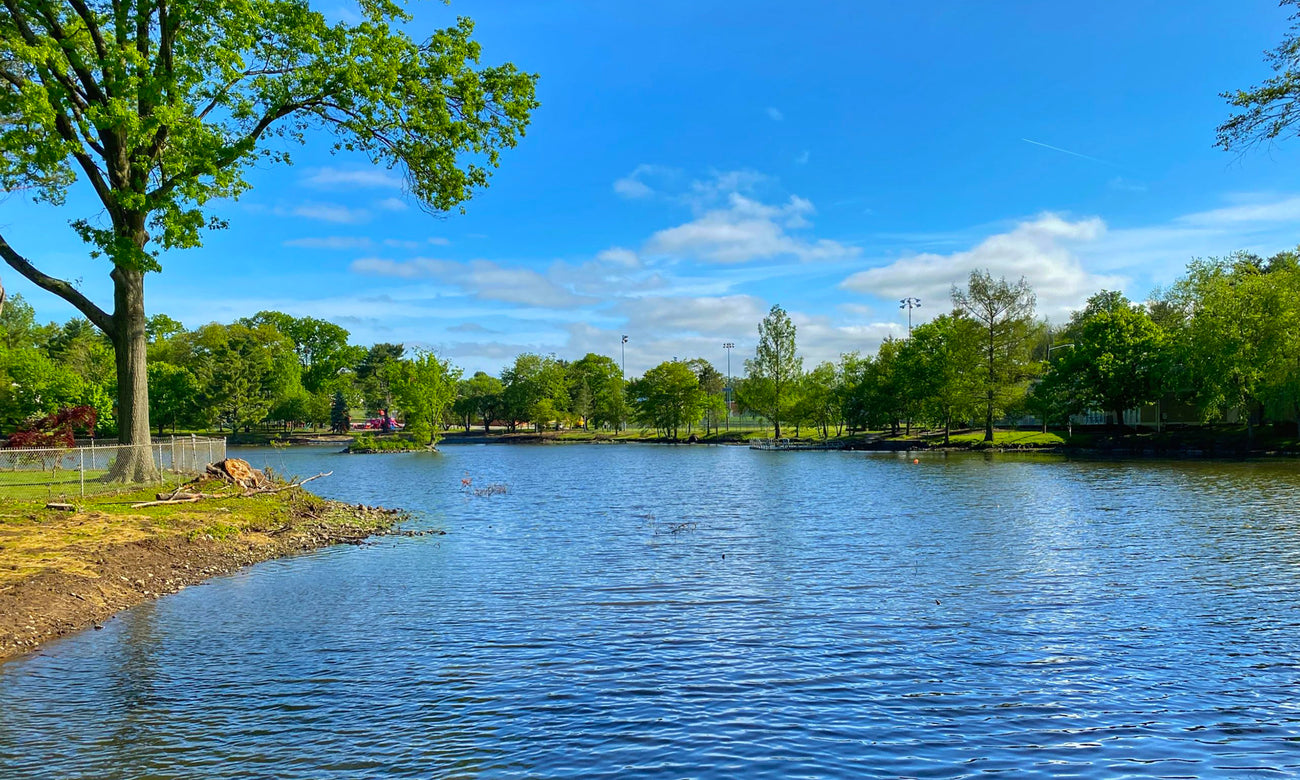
[130,471,333,508]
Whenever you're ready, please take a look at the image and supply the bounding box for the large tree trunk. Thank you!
[107,267,157,482]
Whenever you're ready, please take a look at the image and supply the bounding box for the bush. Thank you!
[349,434,426,452]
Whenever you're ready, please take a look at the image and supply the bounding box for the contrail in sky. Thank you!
[1020,138,1117,166]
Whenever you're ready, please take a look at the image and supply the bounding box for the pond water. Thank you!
[2,444,1300,778]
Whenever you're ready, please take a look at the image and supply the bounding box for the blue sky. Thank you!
[5,0,1300,375]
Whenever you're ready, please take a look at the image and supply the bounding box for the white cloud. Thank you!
[1174,195,1300,227]
[647,193,859,264]
[428,237,451,246]
[302,167,402,189]
[375,197,408,212]
[766,106,784,121]
[350,257,589,308]
[283,236,373,250]
[795,150,811,165]
[619,294,768,336]
[683,169,769,210]
[383,239,421,250]
[595,247,641,268]
[841,214,1121,322]
[614,176,653,199]
[613,164,678,199]
[291,202,371,224]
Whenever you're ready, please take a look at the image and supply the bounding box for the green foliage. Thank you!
[456,370,504,431]
[350,434,426,452]
[330,391,351,434]
[147,361,201,434]
[178,322,302,432]
[0,294,39,350]
[740,304,802,437]
[501,353,568,432]
[1217,1,1300,153]
[386,350,460,446]
[628,361,705,439]
[0,1,537,456]
[1162,252,1300,431]
[1051,291,1168,425]
[569,353,626,430]
[0,345,113,433]
[897,314,981,442]
[952,271,1041,441]
[239,311,363,394]
[685,357,727,433]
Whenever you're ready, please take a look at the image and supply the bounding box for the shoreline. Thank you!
[427,431,1300,459]
[0,487,422,663]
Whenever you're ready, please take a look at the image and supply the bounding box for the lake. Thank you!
[2,444,1299,778]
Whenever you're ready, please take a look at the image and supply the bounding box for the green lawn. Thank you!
[0,469,183,500]
[940,430,1066,447]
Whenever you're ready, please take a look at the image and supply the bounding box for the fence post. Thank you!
[79,448,85,498]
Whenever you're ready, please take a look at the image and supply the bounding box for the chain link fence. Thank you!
[0,436,227,498]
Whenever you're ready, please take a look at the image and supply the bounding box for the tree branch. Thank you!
[147,97,321,204]
[0,232,115,336]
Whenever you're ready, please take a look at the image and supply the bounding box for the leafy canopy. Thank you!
[1,0,539,271]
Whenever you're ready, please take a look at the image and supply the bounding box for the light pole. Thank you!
[723,342,735,431]
[621,334,628,380]
[899,297,921,336]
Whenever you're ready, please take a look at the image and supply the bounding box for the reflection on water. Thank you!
[3,446,1300,778]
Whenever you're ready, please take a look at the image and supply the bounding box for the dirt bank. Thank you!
[0,481,424,662]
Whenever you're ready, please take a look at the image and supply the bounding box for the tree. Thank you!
[628,361,704,440]
[387,350,461,446]
[843,338,906,435]
[0,346,112,432]
[239,311,363,394]
[796,362,840,439]
[330,391,350,434]
[145,314,185,343]
[951,271,1040,442]
[567,353,625,430]
[740,304,803,438]
[1163,253,1300,438]
[0,4,538,479]
[185,322,301,433]
[0,293,40,350]
[1217,1,1300,153]
[897,314,980,443]
[356,343,405,413]
[1052,291,1168,431]
[459,371,503,432]
[147,361,199,435]
[501,353,567,432]
[685,358,726,434]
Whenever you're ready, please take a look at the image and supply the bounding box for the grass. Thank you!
[0,469,188,501]
[939,430,1067,448]
[0,478,387,588]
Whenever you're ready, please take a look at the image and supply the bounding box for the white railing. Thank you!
[0,436,227,496]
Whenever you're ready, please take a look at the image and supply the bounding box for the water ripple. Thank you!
[3,447,1300,778]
